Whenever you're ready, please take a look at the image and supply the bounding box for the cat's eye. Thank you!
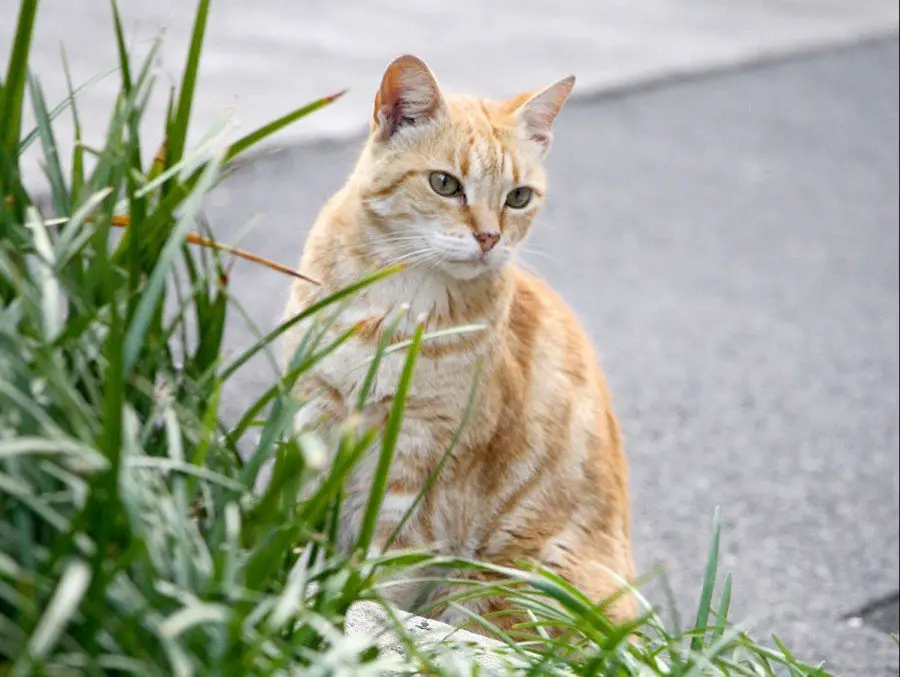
[429,172,463,197]
[505,187,533,209]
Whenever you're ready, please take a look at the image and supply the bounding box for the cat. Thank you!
[282,54,635,629]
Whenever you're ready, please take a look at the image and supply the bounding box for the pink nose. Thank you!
[474,231,500,253]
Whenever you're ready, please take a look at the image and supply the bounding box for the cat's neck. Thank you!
[391,263,513,332]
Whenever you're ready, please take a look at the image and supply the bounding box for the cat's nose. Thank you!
[473,231,500,253]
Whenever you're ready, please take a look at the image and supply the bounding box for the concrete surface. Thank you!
[3,0,898,188]
[201,39,899,675]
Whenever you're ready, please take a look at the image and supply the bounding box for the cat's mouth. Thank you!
[437,252,499,280]
[444,253,490,266]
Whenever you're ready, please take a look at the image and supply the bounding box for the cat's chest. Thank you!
[311,298,479,408]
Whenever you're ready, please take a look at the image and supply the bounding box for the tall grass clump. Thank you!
[1,1,837,674]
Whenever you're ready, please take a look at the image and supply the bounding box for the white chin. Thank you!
[438,258,497,280]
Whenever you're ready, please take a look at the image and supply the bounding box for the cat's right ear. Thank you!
[373,55,445,142]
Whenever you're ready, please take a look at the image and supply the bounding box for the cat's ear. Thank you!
[373,55,445,142]
[514,76,575,152]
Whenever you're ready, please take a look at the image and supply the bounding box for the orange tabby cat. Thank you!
[283,55,635,627]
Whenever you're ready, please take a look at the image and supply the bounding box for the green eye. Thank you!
[429,172,463,197]
[505,187,533,209]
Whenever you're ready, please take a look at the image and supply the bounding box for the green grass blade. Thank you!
[18,63,118,155]
[109,0,133,93]
[771,635,796,661]
[0,438,107,467]
[237,392,302,490]
[127,457,244,493]
[691,506,721,652]
[82,89,128,208]
[123,152,222,374]
[27,206,62,341]
[224,91,347,162]
[355,306,405,411]
[0,472,69,532]
[27,74,70,213]
[712,572,733,641]
[228,322,361,445]
[658,568,683,638]
[445,600,519,647]
[375,324,485,360]
[185,380,222,498]
[167,0,210,166]
[217,266,400,383]
[60,47,85,207]
[354,322,424,555]
[324,435,348,549]
[110,0,151,293]
[55,187,111,266]
[293,429,377,532]
[128,108,231,201]
[384,361,480,551]
[0,0,38,154]
[18,559,91,668]
[267,545,313,631]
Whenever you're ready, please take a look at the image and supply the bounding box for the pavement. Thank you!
[6,2,899,674]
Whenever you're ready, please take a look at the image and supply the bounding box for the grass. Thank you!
[0,1,848,674]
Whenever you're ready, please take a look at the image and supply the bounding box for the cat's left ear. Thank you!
[514,76,575,153]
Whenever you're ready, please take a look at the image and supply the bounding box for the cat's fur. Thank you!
[283,55,635,627]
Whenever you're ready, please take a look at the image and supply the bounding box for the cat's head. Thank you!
[353,55,574,281]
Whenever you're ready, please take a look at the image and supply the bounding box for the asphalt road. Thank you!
[206,38,899,675]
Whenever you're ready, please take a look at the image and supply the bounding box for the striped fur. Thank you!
[283,55,635,628]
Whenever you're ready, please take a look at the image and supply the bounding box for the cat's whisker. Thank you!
[373,233,428,243]
[516,256,543,279]
[397,252,440,271]
[377,248,436,272]
[408,254,441,271]
[314,240,431,271]
[365,234,429,249]
[420,256,445,277]
[520,245,563,265]
[387,246,433,262]
[381,243,432,258]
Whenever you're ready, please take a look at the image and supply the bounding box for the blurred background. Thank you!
[3,1,898,675]
[3,0,897,186]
